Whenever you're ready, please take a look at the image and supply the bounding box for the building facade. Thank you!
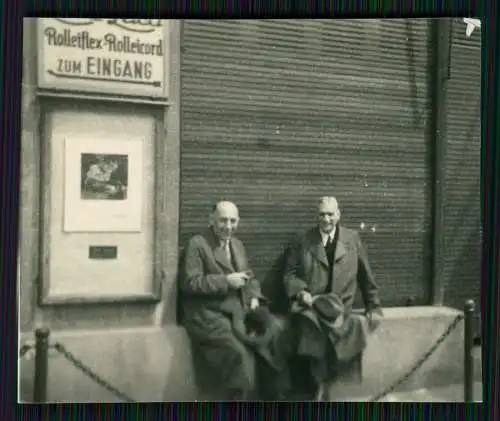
[18,19,481,401]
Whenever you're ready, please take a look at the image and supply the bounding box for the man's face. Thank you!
[211,203,240,241]
[318,200,340,234]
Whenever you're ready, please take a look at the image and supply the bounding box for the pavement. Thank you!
[361,382,483,402]
[342,345,483,402]
[380,346,482,402]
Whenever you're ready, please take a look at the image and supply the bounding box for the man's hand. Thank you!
[297,290,313,307]
[227,272,250,289]
[250,298,259,310]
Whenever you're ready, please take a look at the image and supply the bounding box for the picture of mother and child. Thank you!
[80,153,129,201]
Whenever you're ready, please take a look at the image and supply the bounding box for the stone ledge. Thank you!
[19,326,197,402]
[358,306,476,396]
[325,306,480,400]
[18,306,480,402]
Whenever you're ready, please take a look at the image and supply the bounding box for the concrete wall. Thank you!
[19,306,479,402]
[19,326,197,402]
[20,18,41,331]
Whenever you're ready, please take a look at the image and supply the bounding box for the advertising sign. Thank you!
[37,18,169,98]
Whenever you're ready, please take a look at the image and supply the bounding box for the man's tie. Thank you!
[325,235,335,268]
[224,239,232,263]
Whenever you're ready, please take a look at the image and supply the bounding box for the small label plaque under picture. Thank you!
[89,245,118,260]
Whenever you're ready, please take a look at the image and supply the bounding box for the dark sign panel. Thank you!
[89,245,118,260]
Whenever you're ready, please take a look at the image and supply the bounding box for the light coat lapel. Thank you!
[204,228,235,272]
[213,245,234,272]
[309,226,348,267]
[335,228,348,262]
[308,228,329,268]
[230,240,246,272]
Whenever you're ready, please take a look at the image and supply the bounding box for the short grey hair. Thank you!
[210,200,239,218]
[317,196,340,210]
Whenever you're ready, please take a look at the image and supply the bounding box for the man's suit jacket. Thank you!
[180,228,265,320]
[283,225,381,314]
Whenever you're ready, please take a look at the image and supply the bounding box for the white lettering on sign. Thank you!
[37,18,168,98]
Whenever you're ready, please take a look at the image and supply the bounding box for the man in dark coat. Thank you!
[179,200,291,400]
[283,196,383,400]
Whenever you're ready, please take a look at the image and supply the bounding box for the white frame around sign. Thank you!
[36,18,170,99]
[63,137,144,233]
[37,101,165,305]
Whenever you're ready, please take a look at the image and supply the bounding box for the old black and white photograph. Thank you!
[18,18,483,403]
[62,135,143,233]
[80,153,128,201]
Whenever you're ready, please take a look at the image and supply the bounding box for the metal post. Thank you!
[464,299,475,402]
[33,327,50,403]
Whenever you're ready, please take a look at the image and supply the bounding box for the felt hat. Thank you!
[221,297,290,371]
[291,293,374,364]
[311,294,345,330]
[233,306,282,347]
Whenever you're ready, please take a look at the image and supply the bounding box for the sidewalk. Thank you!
[373,382,483,402]
[331,345,483,402]
[374,346,483,402]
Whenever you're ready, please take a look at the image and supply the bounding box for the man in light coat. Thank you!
[179,200,290,400]
[283,196,383,400]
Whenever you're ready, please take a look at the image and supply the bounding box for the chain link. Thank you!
[51,342,135,402]
[369,313,464,402]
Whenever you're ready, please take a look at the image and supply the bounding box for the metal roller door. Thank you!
[179,19,433,307]
[442,21,482,310]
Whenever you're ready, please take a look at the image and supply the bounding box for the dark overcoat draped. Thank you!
[283,226,383,376]
[179,228,287,396]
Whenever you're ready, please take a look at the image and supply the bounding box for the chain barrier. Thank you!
[368,313,464,402]
[50,342,136,402]
[23,312,465,402]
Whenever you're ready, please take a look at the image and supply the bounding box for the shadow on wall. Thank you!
[260,247,292,315]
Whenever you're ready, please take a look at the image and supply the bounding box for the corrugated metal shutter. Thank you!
[180,19,433,307]
[443,21,481,310]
